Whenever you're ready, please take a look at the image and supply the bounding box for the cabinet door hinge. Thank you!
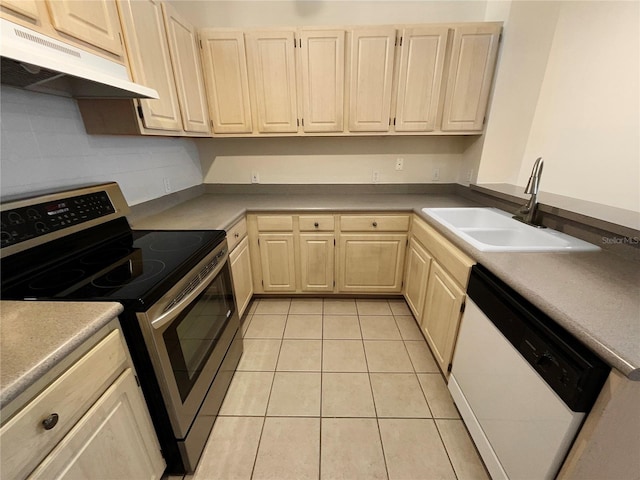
[399,36,403,47]
[137,104,144,119]
[460,302,466,313]
[299,38,302,48]
[210,120,214,128]
[447,363,452,373]
[118,32,123,45]
[200,39,203,49]
[301,118,304,127]
[393,118,396,126]
[294,38,297,48]
[389,118,391,126]
[297,118,300,127]
[134,374,140,387]
[333,280,336,287]
[406,238,408,246]
[257,238,260,245]
[499,33,503,43]
[483,116,486,125]
[333,238,336,246]
[261,279,264,286]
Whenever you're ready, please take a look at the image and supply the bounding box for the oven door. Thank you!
[137,241,239,438]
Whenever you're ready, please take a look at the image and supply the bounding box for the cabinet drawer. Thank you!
[412,215,474,287]
[299,215,335,231]
[0,329,128,480]
[227,217,247,252]
[256,215,294,231]
[340,214,410,232]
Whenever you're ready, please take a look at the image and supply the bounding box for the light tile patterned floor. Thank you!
[179,297,488,480]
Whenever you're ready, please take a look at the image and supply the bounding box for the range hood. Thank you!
[0,18,158,99]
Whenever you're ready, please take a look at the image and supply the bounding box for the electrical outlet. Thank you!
[251,171,260,183]
[432,168,440,181]
[395,157,404,171]
[163,177,171,193]
[373,171,380,183]
[466,169,473,182]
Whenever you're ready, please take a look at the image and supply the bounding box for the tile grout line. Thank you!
[249,298,291,480]
[433,417,461,480]
[359,299,391,480]
[319,298,324,480]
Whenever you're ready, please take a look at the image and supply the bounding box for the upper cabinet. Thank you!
[393,26,449,132]
[200,30,253,134]
[347,27,396,132]
[78,0,210,136]
[162,2,210,133]
[118,0,182,132]
[47,0,123,56]
[0,0,125,61]
[245,31,299,133]
[441,24,501,132]
[298,30,345,133]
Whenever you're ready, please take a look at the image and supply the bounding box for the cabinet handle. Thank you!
[234,233,239,238]
[42,413,59,430]
[372,221,378,227]
[314,222,319,228]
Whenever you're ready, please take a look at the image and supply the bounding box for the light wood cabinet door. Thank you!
[299,30,345,133]
[162,2,210,133]
[348,27,396,132]
[338,233,406,293]
[394,26,449,132]
[258,233,296,292]
[299,233,334,292]
[200,30,252,134]
[403,237,433,319]
[1,0,39,20]
[28,369,165,480]
[421,262,465,375]
[117,0,182,131]
[246,31,298,133]
[46,0,123,55]
[230,236,253,317]
[441,23,501,131]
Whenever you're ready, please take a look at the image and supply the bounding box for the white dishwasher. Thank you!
[448,265,609,480]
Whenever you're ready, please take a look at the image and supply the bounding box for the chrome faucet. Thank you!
[513,157,546,228]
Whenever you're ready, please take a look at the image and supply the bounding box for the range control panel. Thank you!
[1,191,115,248]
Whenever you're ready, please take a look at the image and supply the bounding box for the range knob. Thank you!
[27,208,41,220]
[1,231,13,246]
[536,352,554,369]
[8,212,24,225]
[35,222,49,234]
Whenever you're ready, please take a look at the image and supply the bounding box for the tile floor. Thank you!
[175,297,489,480]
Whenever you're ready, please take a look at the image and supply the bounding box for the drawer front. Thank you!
[340,214,410,232]
[227,217,247,251]
[412,215,474,287]
[256,215,294,231]
[0,329,128,480]
[299,215,335,231]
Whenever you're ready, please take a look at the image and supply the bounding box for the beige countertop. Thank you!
[132,192,640,380]
[0,301,124,409]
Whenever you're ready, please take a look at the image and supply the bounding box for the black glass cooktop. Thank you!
[1,223,226,310]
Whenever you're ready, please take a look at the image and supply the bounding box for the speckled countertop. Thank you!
[0,301,124,409]
[132,192,640,380]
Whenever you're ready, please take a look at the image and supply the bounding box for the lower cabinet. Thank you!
[421,262,466,374]
[338,233,407,293]
[403,237,433,319]
[0,323,165,480]
[257,233,297,292]
[299,233,335,292]
[28,369,164,480]
[229,236,253,317]
[406,215,475,377]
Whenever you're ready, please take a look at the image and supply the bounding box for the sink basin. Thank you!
[422,207,600,252]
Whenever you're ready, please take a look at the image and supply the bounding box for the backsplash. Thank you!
[0,86,202,206]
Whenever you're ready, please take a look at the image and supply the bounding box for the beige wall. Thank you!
[198,137,474,184]
[170,0,487,28]
[476,1,640,213]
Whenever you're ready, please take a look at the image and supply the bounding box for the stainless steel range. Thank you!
[0,182,243,474]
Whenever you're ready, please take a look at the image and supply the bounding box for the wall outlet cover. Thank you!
[251,171,260,183]
[163,177,171,193]
[373,171,380,183]
[395,158,404,171]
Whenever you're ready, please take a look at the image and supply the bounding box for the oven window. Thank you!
[162,264,235,402]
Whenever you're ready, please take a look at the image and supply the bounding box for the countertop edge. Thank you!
[0,302,124,410]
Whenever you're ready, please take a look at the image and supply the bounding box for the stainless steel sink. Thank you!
[422,207,600,252]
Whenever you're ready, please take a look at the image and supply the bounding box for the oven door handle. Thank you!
[149,252,228,330]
